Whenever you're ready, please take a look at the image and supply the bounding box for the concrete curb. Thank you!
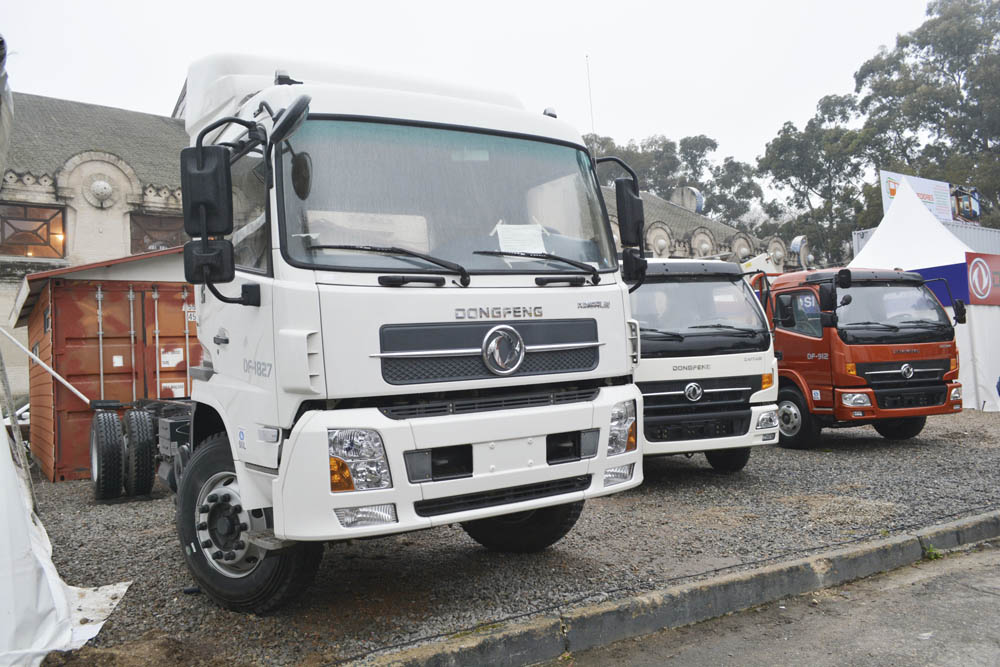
[371,510,1000,666]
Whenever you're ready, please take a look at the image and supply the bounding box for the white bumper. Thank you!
[270,384,642,540]
[641,403,779,456]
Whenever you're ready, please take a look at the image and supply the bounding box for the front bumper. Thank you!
[641,403,779,456]
[833,382,962,421]
[271,384,643,540]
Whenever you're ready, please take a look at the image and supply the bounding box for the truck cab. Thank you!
[767,267,965,448]
[167,56,646,612]
[631,258,779,472]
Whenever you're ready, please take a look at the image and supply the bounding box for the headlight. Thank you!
[328,429,392,491]
[608,400,637,456]
[950,386,962,401]
[756,410,779,430]
[841,393,871,407]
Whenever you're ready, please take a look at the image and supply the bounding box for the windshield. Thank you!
[838,284,950,328]
[278,119,615,274]
[631,278,768,334]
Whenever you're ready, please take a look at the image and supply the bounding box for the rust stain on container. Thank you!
[27,278,200,481]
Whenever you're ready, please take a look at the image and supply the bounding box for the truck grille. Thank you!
[644,408,752,443]
[638,375,762,411]
[413,475,591,517]
[379,386,600,419]
[856,360,949,389]
[873,385,947,409]
[379,319,600,385]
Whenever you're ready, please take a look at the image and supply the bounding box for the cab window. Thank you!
[776,291,822,338]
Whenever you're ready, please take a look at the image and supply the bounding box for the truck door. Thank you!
[774,289,834,411]
[194,149,280,468]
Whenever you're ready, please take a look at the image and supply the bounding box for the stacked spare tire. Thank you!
[90,410,157,500]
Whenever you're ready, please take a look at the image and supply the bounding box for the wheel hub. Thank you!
[777,401,802,437]
[195,472,264,577]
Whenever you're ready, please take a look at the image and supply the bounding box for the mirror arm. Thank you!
[595,156,639,193]
[202,266,261,307]
[195,116,263,167]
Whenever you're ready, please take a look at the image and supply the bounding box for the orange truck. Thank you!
[765,267,966,448]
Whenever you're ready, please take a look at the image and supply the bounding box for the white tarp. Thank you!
[849,180,998,411]
[0,429,129,666]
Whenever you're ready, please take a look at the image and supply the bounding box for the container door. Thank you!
[141,285,201,399]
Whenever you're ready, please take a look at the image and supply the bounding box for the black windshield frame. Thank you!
[273,114,619,277]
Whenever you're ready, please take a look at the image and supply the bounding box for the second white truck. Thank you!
[631,258,779,471]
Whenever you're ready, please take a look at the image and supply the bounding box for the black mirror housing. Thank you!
[615,178,644,247]
[775,294,794,327]
[622,247,648,282]
[818,284,837,311]
[184,239,235,284]
[953,298,967,324]
[181,145,234,237]
[820,311,839,328]
[836,268,852,289]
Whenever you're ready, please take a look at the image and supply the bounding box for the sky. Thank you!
[3,0,930,168]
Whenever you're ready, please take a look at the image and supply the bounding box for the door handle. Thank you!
[213,334,230,345]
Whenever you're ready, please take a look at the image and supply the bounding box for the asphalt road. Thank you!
[555,542,1000,666]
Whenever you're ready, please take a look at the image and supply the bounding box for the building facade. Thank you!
[1,93,188,396]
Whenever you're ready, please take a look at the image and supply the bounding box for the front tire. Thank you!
[777,387,820,449]
[873,416,927,440]
[705,447,751,472]
[90,411,124,500]
[176,432,322,614]
[123,410,156,496]
[460,501,584,553]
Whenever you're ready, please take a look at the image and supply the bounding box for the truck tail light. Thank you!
[762,373,773,390]
[846,362,857,376]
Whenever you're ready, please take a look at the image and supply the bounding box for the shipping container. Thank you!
[10,248,200,481]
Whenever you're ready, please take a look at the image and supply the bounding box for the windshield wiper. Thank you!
[841,321,899,331]
[639,327,685,341]
[473,250,600,284]
[688,324,763,335]
[307,244,470,287]
[899,319,950,328]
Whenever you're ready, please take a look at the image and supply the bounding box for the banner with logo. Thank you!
[966,252,1000,306]
[880,170,953,224]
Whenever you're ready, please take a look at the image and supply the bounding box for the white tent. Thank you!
[0,428,128,665]
[849,180,1000,411]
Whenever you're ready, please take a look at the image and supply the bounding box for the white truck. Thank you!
[109,56,649,612]
[630,258,779,471]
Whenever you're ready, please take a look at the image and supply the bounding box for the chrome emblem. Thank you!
[482,325,525,376]
[684,382,704,402]
[901,363,914,379]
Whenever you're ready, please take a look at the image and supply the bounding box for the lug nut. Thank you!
[207,494,218,503]
[221,494,231,503]
[232,504,243,514]
[223,551,236,561]
[197,522,207,530]
[212,551,223,560]
[234,540,246,550]
[201,539,212,548]
[199,504,210,514]
[239,522,248,531]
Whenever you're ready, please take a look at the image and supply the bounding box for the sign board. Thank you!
[880,170,952,224]
[966,252,1000,306]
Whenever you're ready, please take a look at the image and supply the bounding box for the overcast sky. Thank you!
[4,0,929,168]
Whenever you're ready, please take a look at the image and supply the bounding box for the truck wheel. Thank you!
[777,388,820,449]
[460,501,584,553]
[705,447,751,472]
[176,432,323,614]
[873,416,927,440]
[90,411,124,500]
[123,410,156,496]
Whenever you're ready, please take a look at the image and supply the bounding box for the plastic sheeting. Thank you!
[0,429,129,666]
[849,180,998,411]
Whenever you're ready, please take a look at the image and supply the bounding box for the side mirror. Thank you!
[820,311,839,328]
[622,247,648,283]
[270,95,311,145]
[818,284,837,311]
[615,177,645,247]
[184,239,234,284]
[836,268,852,289]
[953,298,967,324]
[838,294,853,308]
[775,294,794,327]
[180,145,233,236]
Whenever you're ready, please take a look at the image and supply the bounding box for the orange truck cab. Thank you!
[766,267,966,447]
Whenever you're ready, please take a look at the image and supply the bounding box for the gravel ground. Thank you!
[35,410,1000,665]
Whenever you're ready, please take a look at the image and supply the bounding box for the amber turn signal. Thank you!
[626,421,637,452]
[330,457,355,492]
[950,357,958,371]
[846,362,857,376]
[762,373,774,390]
